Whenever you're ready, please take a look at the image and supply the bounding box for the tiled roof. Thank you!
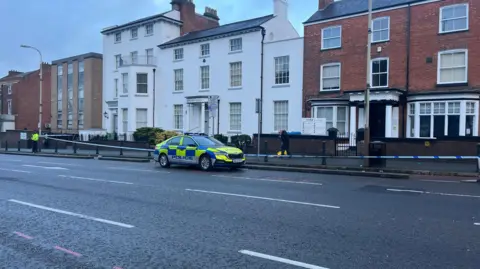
[101,12,181,34]
[159,14,274,48]
[304,0,428,24]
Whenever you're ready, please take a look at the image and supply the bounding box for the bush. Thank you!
[213,134,228,144]
[231,134,252,149]
[133,127,164,145]
[155,130,179,144]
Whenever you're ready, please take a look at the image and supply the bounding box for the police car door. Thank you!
[179,136,198,164]
[167,137,182,164]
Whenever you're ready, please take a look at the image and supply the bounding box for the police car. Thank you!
[153,133,246,171]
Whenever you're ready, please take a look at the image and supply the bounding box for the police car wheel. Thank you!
[199,155,212,171]
[159,154,170,168]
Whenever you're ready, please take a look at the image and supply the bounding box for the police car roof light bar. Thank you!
[184,132,208,136]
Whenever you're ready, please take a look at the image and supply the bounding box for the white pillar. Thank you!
[385,105,392,137]
[459,101,466,136]
[349,106,357,146]
[200,102,205,133]
[185,105,190,132]
[358,108,365,127]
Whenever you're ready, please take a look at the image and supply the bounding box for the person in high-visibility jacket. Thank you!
[31,131,39,153]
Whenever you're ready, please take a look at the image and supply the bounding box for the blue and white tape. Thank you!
[244,154,479,159]
[46,137,153,152]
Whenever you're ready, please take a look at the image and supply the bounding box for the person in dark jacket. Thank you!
[278,130,290,156]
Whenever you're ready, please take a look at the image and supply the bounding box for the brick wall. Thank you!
[176,1,219,35]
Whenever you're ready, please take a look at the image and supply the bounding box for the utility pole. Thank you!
[20,45,43,136]
[152,68,156,128]
[364,0,373,167]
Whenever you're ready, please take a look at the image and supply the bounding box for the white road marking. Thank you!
[58,175,133,185]
[0,168,31,173]
[185,189,340,209]
[7,199,134,228]
[419,179,459,183]
[212,175,323,186]
[107,167,169,173]
[387,188,480,198]
[22,165,68,170]
[474,223,480,226]
[38,161,82,167]
[239,250,328,269]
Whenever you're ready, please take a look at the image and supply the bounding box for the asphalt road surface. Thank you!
[0,154,479,268]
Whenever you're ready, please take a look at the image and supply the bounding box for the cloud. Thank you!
[0,0,312,76]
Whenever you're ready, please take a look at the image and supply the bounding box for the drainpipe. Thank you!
[403,4,411,138]
[153,68,156,128]
[257,27,266,157]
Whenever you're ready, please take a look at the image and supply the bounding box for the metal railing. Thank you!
[119,55,156,66]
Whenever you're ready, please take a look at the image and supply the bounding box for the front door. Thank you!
[369,103,386,138]
[167,136,182,164]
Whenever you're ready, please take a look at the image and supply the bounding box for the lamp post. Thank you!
[153,68,156,128]
[363,0,373,166]
[20,44,43,136]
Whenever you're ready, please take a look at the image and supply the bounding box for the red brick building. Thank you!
[0,64,52,131]
[303,0,479,139]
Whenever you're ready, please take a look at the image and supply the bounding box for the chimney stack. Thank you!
[273,0,288,19]
[318,0,334,10]
[8,70,22,76]
[204,7,219,21]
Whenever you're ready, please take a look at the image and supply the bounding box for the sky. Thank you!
[0,0,316,77]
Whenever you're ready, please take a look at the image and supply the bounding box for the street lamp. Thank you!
[363,0,373,167]
[20,44,43,136]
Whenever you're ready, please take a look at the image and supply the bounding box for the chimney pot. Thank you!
[318,0,334,10]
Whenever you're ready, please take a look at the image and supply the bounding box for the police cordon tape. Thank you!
[42,137,479,160]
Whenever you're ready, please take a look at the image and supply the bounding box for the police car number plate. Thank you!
[232,159,243,163]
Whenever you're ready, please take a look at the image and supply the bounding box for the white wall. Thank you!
[102,18,181,134]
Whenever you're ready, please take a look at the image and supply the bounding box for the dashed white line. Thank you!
[239,250,329,269]
[387,188,480,198]
[212,175,323,186]
[0,168,31,173]
[107,167,169,173]
[39,161,82,167]
[58,175,133,185]
[8,199,134,228]
[474,223,480,226]
[185,189,340,209]
[419,179,459,183]
[22,164,68,170]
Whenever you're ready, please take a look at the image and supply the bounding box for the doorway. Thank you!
[369,103,386,138]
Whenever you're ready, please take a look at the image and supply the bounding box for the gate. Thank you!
[334,132,357,156]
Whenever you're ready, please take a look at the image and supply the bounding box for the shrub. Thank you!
[213,134,228,144]
[230,134,252,149]
[133,127,164,145]
[155,130,179,144]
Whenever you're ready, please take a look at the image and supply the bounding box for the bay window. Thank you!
[313,106,348,134]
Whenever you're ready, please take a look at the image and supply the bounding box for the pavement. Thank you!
[0,154,480,268]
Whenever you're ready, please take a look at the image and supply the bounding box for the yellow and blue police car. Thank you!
[153,133,246,171]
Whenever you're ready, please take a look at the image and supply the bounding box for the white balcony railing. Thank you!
[119,55,156,67]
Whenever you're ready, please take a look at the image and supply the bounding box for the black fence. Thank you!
[334,132,358,156]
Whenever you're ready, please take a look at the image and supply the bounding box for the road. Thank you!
[0,154,479,268]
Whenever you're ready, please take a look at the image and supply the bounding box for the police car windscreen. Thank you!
[193,136,224,146]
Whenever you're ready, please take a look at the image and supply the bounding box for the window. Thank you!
[229,103,242,131]
[67,63,73,128]
[7,99,12,115]
[201,44,210,56]
[372,17,390,42]
[115,32,121,43]
[122,73,128,93]
[440,4,468,33]
[321,63,341,91]
[314,106,348,134]
[230,38,242,52]
[7,84,11,94]
[408,103,415,137]
[136,108,147,128]
[145,23,154,35]
[57,65,63,128]
[114,78,118,97]
[115,55,121,68]
[174,69,183,91]
[168,136,181,146]
[274,56,290,84]
[146,49,154,64]
[274,101,288,131]
[136,73,148,94]
[465,102,475,136]
[131,51,138,64]
[322,26,341,50]
[131,28,138,39]
[174,104,183,130]
[67,112,73,129]
[122,108,128,133]
[230,62,242,87]
[438,50,467,84]
[174,48,183,60]
[182,137,197,147]
[371,58,389,87]
[78,61,84,72]
[57,112,62,128]
[78,113,84,129]
[200,66,210,89]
